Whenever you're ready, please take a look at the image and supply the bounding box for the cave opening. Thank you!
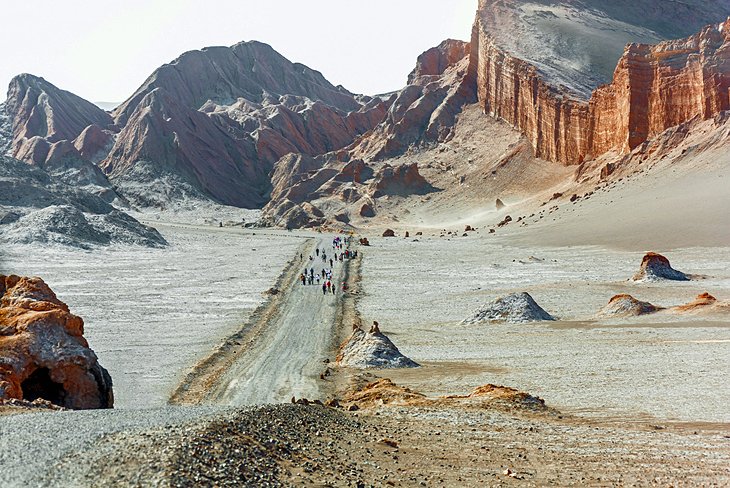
[21,367,67,406]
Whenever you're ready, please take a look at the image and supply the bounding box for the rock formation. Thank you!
[471,1,730,164]
[463,292,555,324]
[350,39,476,161]
[597,294,661,317]
[0,155,166,248]
[632,252,690,281]
[336,322,419,369]
[0,275,114,409]
[672,293,730,314]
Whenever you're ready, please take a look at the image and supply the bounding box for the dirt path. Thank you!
[209,236,352,405]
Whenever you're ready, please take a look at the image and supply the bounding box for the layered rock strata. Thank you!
[0,275,114,409]
[471,2,730,164]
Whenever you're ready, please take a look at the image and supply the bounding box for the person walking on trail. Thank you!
[326,281,331,292]
[316,273,321,284]
[316,248,320,257]
[331,284,336,295]
[322,283,327,295]
[329,258,333,267]
[300,274,306,286]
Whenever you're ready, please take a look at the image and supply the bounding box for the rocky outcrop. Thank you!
[597,294,661,317]
[672,293,730,314]
[0,275,113,409]
[351,39,476,161]
[471,0,730,164]
[336,322,419,369]
[0,155,166,248]
[5,74,113,158]
[463,292,555,324]
[632,252,690,281]
[369,163,435,198]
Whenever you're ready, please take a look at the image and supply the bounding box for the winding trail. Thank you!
[210,236,349,405]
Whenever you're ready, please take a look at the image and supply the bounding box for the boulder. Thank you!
[336,322,419,369]
[597,294,661,317]
[359,237,370,246]
[0,275,113,409]
[382,229,396,237]
[495,198,506,210]
[463,292,555,324]
[632,252,689,281]
[359,202,376,218]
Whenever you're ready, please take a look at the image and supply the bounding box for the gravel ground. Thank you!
[13,404,730,487]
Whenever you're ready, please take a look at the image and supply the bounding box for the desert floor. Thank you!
[0,214,728,486]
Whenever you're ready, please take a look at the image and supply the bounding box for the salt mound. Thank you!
[672,293,730,314]
[597,294,661,317]
[463,292,555,324]
[0,205,166,249]
[632,252,689,281]
[337,322,419,369]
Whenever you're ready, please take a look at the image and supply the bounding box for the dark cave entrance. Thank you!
[21,367,67,406]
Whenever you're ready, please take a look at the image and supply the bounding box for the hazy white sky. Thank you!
[1,1,476,104]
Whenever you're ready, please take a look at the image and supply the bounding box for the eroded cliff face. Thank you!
[471,8,730,164]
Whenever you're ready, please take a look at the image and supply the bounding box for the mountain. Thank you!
[4,1,730,235]
[101,41,388,208]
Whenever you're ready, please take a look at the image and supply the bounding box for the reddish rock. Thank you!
[495,198,506,210]
[5,74,113,165]
[674,293,718,313]
[0,275,113,409]
[73,124,113,161]
[632,252,690,281]
[359,237,370,246]
[471,7,730,165]
[497,215,512,227]
[598,294,661,317]
[351,39,476,161]
[369,163,434,198]
[382,229,396,237]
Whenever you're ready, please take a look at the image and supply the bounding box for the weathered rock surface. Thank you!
[632,252,690,282]
[5,74,113,158]
[463,292,555,324]
[351,39,476,161]
[0,155,166,248]
[471,1,730,164]
[597,294,661,317]
[99,41,388,208]
[369,163,435,198]
[672,293,730,314]
[337,322,419,369]
[0,275,113,409]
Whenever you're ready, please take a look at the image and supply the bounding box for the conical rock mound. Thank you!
[597,294,661,317]
[632,252,689,282]
[463,292,555,324]
[337,322,419,369]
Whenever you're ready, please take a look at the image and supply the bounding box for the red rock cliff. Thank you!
[471,7,730,164]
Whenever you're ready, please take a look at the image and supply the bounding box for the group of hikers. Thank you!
[299,236,357,296]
